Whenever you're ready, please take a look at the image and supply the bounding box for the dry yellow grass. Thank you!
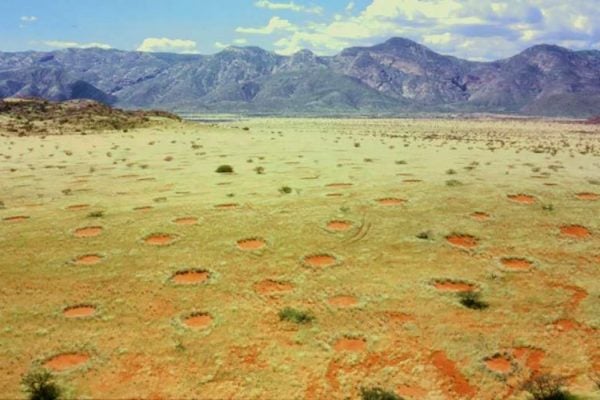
[1,117,599,399]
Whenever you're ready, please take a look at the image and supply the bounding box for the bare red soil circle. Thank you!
[237,237,266,251]
[66,204,90,211]
[63,305,96,318]
[326,220,353,232]
[44,353,90,371]
[74,254,103,266]
[173,217,198,225]
[334,337,366,352]
[446,234,478,249]
[74,226,103,238]
[144,233,177,246]
[328,295,358,308]
[433,280,476,293]
[553,319,578,332]
[214,203,239,210]
[500,257,534,271]
[377,197,406,206]
[507,194,536,204]
[471,212,490,221]
[484,354,513,374]
[171,269,210,285]
[3,215,30,222]
[254,279,294,295]
[560,224,591,238]
[303,254,338,268]
[183,312,213,329]
[575,192,599,200]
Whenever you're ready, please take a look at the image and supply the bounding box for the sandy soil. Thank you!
[0,117,599,399]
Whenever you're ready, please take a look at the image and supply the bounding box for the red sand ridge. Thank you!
[74,226,103,238]
[501,258,534,271]
[63,305,96,318]
[434,280,475,293]
[431,351,477,398]
[74,254,103,265]
[326,220,352,232]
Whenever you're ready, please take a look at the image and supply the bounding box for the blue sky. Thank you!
[1,0,599,60]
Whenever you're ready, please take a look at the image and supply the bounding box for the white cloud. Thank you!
[137,37,199,53]
[215,41,229,49]
[254,0,323,15]
[43,40,112,50]
[236,16,296,35]
[20,16,37,22]
[233,38,248,45]
[263,0,600,60]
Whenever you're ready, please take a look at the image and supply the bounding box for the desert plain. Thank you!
[1,115,599,399]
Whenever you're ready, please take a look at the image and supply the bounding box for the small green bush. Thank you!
[522,374,574,400]
[446,179,463,187]
[22,370,62,400]
[278,307,314,324]
[360,387,403,400]
[458,292,489,310]
[215,165,234,173]
[279,186,292,194]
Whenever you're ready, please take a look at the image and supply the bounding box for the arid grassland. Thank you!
[1,116,599,399]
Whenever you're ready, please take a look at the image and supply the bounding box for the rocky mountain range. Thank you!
[1,37,600,117]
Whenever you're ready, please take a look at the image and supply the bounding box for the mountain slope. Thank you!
[1,38,599,117]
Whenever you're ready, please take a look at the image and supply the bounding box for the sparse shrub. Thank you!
[395,160,407,165]
[278,307,314,324]
[360,387,403,400]
[542,204,554,211]
[254,166,265,174]
[364,158,373,162]
[87,211,104,218]
[215,165,234,173]
[446,179,463,187]
[242,127,250,131]
[416,231,432,240]
[354,142,361,148]
[21,370,62,400]
[446,168,457,175]
[279,186,292,194]
[458,292,489,310]
[522,374,572,400]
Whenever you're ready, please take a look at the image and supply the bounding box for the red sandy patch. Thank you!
[67,204,89,211]
[63,305,96,318]
[397,385,427,399]
[576,192,599,200]
[44,353,89,371]
[303,254,337,267]
[173,217,198,225]
[512,347,545,373]
[377,197,406,206]
[214,203,239,209]
[237,238,266,250]
[485,355,513,374]
[471,212,490,221]
[328,295,358,308]
[133,206,153,212]
[326,183,353,188]
[431,351,476,398]
[3,215,29,222]
[184,313,213,329]
[144,233,176,246]
[560,225,591,238]
[507,194,536,204]
[553,319,578,332]
[254,279,294,295]
[326,220,352,232]
[74,226,103,238]
[172,270,210,285]
[334,337,366,352]
[434,280,475,293]
[74,254,103,265]
[446,234,478,249]
[501,258,534,271]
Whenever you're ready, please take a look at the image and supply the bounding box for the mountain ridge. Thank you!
[1,37,599,117]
